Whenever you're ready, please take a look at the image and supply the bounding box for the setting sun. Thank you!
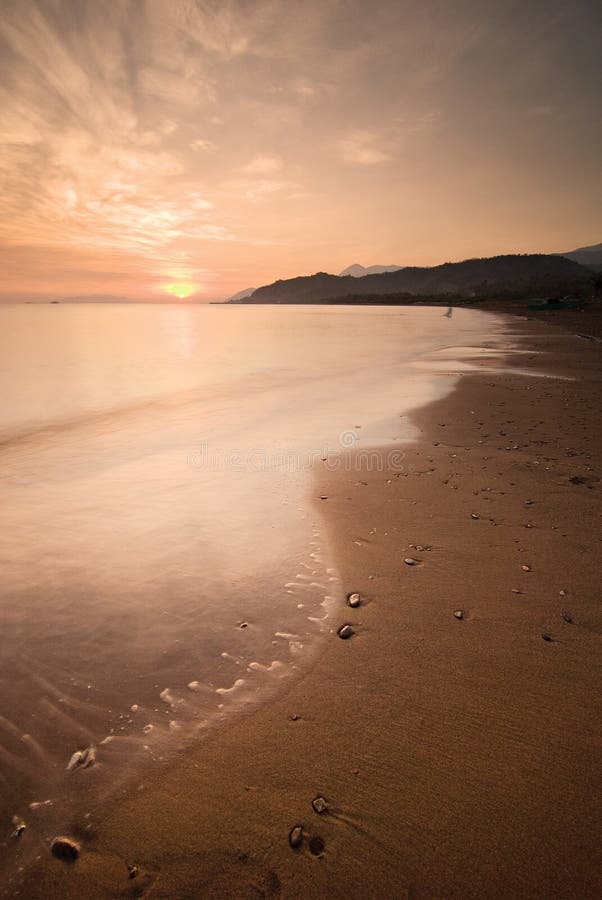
[165,282,197,300]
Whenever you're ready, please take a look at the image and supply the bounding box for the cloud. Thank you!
[242,154,283,175]
[190,138,217,152]
[339,132,392,166]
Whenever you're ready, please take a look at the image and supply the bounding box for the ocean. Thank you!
[0,302,507,858]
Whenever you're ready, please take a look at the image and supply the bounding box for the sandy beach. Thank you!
[8,310,601,899]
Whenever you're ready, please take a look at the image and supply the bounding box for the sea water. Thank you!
[0,303,508,859]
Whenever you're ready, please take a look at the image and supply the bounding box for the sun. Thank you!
[165,282,197,299]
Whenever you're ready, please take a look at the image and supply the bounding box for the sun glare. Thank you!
[165,282,197,299]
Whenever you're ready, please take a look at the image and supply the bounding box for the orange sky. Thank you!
[0,0,601,302]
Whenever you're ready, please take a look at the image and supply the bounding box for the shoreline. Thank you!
[8,312,601,899]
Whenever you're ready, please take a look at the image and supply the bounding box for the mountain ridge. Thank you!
[229,253,594,305]
[339,263,403,277]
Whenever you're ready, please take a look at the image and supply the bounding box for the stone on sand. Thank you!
[337,624,354,640]
[312,796,328,814]
[289,825,303,848]
[51,836,80,860]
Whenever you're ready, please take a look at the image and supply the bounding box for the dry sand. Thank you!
[9,311,601,899]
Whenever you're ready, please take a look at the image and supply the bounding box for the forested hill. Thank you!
[229,254,592,304]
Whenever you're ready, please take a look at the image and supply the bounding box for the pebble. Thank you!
[11,817,26,839]
[471,513,480,520]
[312,796,328,814]
[453,610,464,620]
[289,825,303,848]
[51,836,80,860]
[66,746,96,772]
[562,611,573,624]
[542,633,552,642]
[127,863,139,879]
[309,835,325,856]
[404,557,418,566]
[337,624,354,640]
[521,565,531,572]
[289,713,301,721]
[347,592,361,608]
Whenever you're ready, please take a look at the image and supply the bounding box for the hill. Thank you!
[225,286,256,302]
[562,243,602,270]
[230,254,592,305]
[339,263,403,277]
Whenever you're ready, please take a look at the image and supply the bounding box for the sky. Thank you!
[0,0,601,302]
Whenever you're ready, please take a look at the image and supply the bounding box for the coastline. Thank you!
[9,312,601,899]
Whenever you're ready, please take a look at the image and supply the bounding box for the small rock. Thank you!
[337,624,354,640]
[559,590,567,597]
[347,592,361,608]
[239,621,248,629]
[127,863,139,879]
[404,557,418,566]
[309,835,325,856]
[289,713,301,721]
[11,817,26,839]
[66,746,96,772]
[521,565,531,572]
[319,495,328,500]
[511,589,522,594]
[289,825,303,848]
[453,610,464,620]
[66,751,83,771]
[312,796,328,815]
[542,633,552,642]
[471,513,480,520]
[51,836,80,861]
[562,611,573,624]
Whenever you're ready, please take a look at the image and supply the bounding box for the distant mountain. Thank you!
[225,286,256,302]
[339,263,403,277]
[562,242,602,269]
[230,254,592,305]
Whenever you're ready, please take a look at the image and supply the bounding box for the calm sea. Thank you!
[0,303,507,869]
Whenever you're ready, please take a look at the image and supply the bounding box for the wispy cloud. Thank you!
[0,0,599,299]
[339,132,392,166]
[242,154,283,175]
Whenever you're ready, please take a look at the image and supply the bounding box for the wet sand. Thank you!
[7,312,601,899]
